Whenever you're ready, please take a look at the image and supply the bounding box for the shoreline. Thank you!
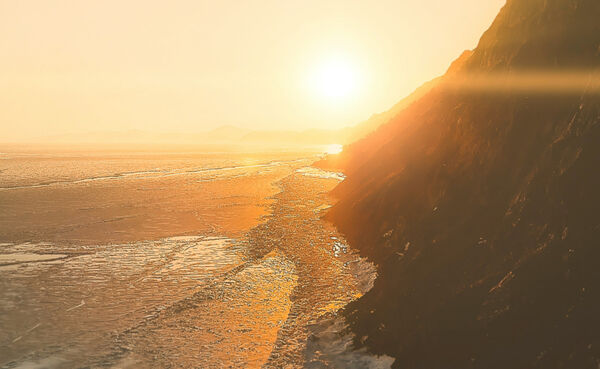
[1,157,385,368]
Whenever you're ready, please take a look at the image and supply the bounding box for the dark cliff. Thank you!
[325,0,600,368]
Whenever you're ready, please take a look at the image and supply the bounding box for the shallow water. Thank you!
[295,167,346,181]
[0,150,390,368]
[0,237,245,364]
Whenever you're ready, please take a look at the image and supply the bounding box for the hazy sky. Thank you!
[0,0,505,141]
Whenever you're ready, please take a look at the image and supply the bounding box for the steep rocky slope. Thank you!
[324,0,600,368]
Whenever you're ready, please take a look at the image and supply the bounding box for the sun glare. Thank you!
[325,144,344,155]
[310,57,360,102]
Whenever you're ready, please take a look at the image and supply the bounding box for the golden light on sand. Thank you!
[325,144,344,155]
[310,56,361,103]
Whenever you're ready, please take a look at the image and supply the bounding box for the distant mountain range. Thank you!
[319,0,600,368]
[32,79,439,148]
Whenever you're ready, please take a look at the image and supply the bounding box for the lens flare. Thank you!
[443,69,600,94]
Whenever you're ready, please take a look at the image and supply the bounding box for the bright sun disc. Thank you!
[310,57,359,102]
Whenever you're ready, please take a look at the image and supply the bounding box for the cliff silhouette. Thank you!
[322,0,600,367]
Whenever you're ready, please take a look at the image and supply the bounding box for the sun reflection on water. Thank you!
[324,144,343,155]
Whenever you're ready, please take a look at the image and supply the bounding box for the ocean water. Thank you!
[0,149,391,368]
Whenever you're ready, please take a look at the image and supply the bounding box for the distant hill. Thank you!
[37,126,250,146]
[240,128,341,146]
[344,76,441,143]
[30,84,442,147]
[321,0,600,368]
[238,79,440,146]
[202,125,251,142]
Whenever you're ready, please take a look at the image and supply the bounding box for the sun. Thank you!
[310,56,360,102]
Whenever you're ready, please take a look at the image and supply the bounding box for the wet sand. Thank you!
[0,151,386,368]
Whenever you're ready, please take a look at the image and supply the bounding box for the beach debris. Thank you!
[66,299,86,312]
[11,322,42,343]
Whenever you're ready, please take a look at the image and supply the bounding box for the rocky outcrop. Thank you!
[325,0,600,368]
